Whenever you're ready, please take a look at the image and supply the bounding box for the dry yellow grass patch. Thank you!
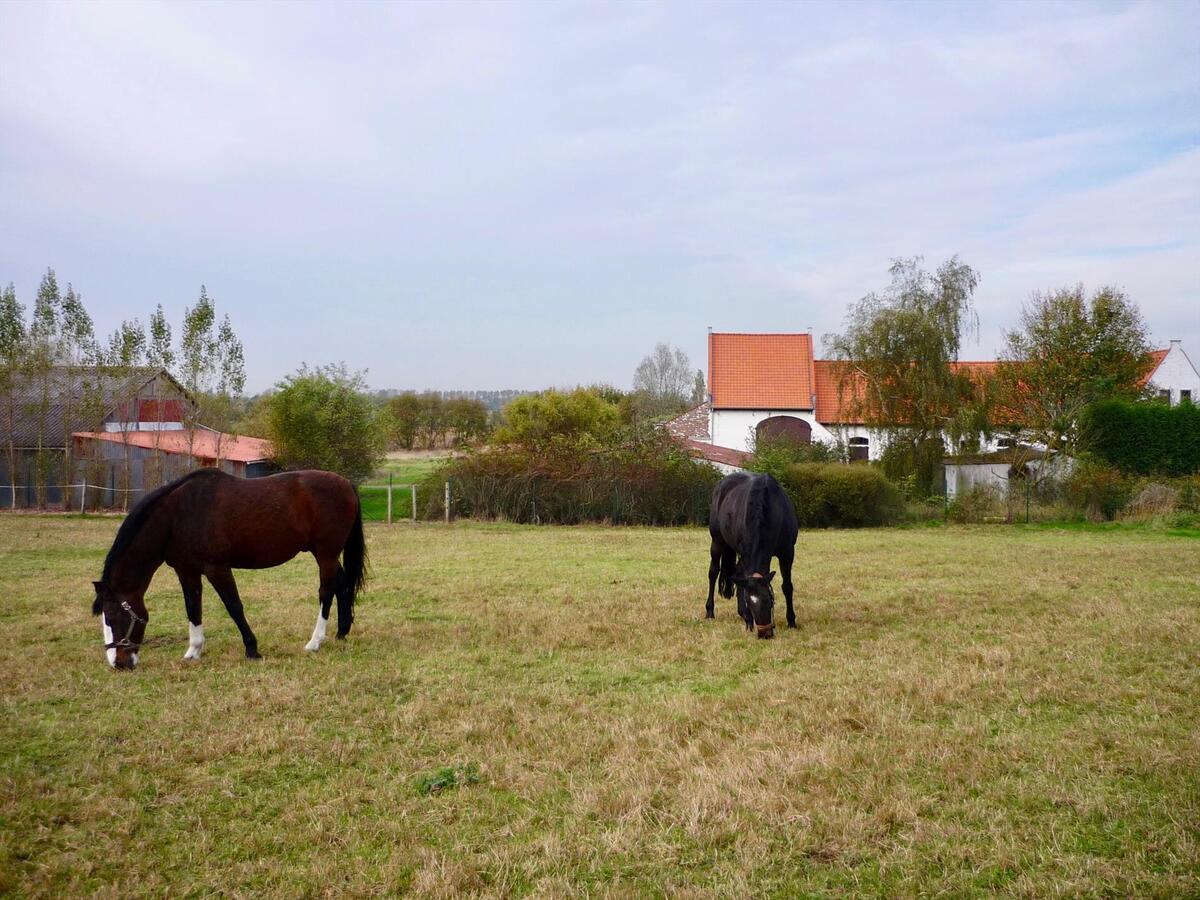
[0,517,1197,896]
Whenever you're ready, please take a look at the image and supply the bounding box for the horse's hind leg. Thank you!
[334,564,353,640]
[305,555,338,653]
[206,566,261,659]
[177,568,205,661]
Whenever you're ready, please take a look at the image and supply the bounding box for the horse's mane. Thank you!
[100,469,214,585]
[740,474,770,571]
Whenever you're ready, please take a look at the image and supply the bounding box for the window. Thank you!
[1182,390,1193,405]
[849,436,869,462]
[997,437,1015,450]
[1159,389,1171,401]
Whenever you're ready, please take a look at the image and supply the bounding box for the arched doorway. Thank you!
[756,415,812,446]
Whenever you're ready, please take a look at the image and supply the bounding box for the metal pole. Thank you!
[411,484,417,522]
[444,480,450,524]
[79,482,85,515]
[1026,478,1031,524]
[387,473,393,525]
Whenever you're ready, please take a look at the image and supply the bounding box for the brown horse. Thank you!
[92,468,367,669]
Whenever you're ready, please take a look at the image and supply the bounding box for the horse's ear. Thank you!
[732,573,749,587]
[765,571,776,584]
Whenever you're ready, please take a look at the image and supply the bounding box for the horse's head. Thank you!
[735,570,776,639]
[92,580,148,670]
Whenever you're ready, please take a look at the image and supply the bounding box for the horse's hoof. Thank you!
[246,650,262,660]
[335,633,348,641]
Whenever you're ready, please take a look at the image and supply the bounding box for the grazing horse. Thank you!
[705,472,798,638]
[92,468,367,669]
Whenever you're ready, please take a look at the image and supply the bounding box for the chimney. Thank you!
[1170,339,1182,349]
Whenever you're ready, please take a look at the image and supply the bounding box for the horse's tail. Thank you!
[336,496,368,637]
[718,545,737,599]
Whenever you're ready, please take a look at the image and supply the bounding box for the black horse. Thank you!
[705,472,798,638]
[92,468,367,669]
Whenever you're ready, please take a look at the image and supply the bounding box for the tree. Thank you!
[494,387,621,450]
[386,392,423,450]
[691,369,706,405]
[826,256,983,495]
[0,284,26,508]
[995,285,1152,459]
[446,396,489,446]
[267,364,385,482]
[632,343,695,418]
[177,287,246,463]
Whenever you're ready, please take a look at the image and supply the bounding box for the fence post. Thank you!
[387,474,393,525]
[411,484,417,522]
[1026,478,1031,524]
[444,480,450,524]
[79,482,86,515]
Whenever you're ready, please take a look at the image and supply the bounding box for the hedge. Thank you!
[1080,399,1200,476]
[773,463,905,528]
[420,439,721,525]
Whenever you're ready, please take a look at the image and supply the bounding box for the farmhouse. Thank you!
[1145,340,1200,406]
[0,366,271,507]
[667,331,1197,465]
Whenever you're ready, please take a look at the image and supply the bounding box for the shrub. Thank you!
[1079,399,1200,476]
[947,484,1005,524]
[774,463,904,528]
[1064,459,1132,521]
[748,435,843,482]
[421,432,721,525]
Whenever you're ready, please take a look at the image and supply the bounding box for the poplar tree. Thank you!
[0,284,26,507]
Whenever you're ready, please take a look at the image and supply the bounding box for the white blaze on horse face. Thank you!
[305,611,328,652]
[183,622,205,661]
[102,612,116,668]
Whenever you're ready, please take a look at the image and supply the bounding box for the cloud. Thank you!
[0,0,1195,390]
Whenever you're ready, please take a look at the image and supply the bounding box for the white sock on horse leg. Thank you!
[183,622,204,660]
[305,611,328,652]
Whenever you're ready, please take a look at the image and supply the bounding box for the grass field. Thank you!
[1,518,1198,896]
[359,456,447,522]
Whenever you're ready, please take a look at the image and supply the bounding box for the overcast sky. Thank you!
[1,1,1197,393]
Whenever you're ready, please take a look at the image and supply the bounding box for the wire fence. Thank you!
[0,480,451,522]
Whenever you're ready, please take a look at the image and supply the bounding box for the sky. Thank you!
[1,0,1197,393]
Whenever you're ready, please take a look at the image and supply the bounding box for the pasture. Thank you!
[1,517,1197,896]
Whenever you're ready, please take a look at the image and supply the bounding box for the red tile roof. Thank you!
[663,402,711,441]
[74,429,274,463]
[1140,348,1169,386]
[708,332,815,409]
[681,438,751,469]
[813,360,864,424]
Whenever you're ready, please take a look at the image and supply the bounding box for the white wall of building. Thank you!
[710,409,841,453]
[1148,341,1200,405]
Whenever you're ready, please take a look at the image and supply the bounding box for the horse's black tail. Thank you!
[336,497,368,637]
[718,546,737,599]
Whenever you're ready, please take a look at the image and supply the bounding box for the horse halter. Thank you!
[748,573,775,634]
[105,600,147,652]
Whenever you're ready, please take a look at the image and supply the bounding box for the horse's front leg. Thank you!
[177,567,205,661]
[305,556,337,653]
[206,566,261,659]
[706,539,722,619]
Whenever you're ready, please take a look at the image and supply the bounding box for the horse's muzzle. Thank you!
[755,622,775,639]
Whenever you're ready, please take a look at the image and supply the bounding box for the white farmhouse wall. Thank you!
[1148,341,1200,405]
[710,409,839,453]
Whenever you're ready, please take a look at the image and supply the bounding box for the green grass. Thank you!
[359,457,446,522]
[1,518,1198,896]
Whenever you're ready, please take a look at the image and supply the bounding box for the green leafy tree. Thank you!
[494,387,621,450]
[826,256,984,495]
[446,396,489,446]
[995,285,1152,459]
[24,270,64,504]
[386,392,423,450]
[267,364,385,482]
[0,284,26,507]
[691,369,706,405]
[177,287,245,463]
